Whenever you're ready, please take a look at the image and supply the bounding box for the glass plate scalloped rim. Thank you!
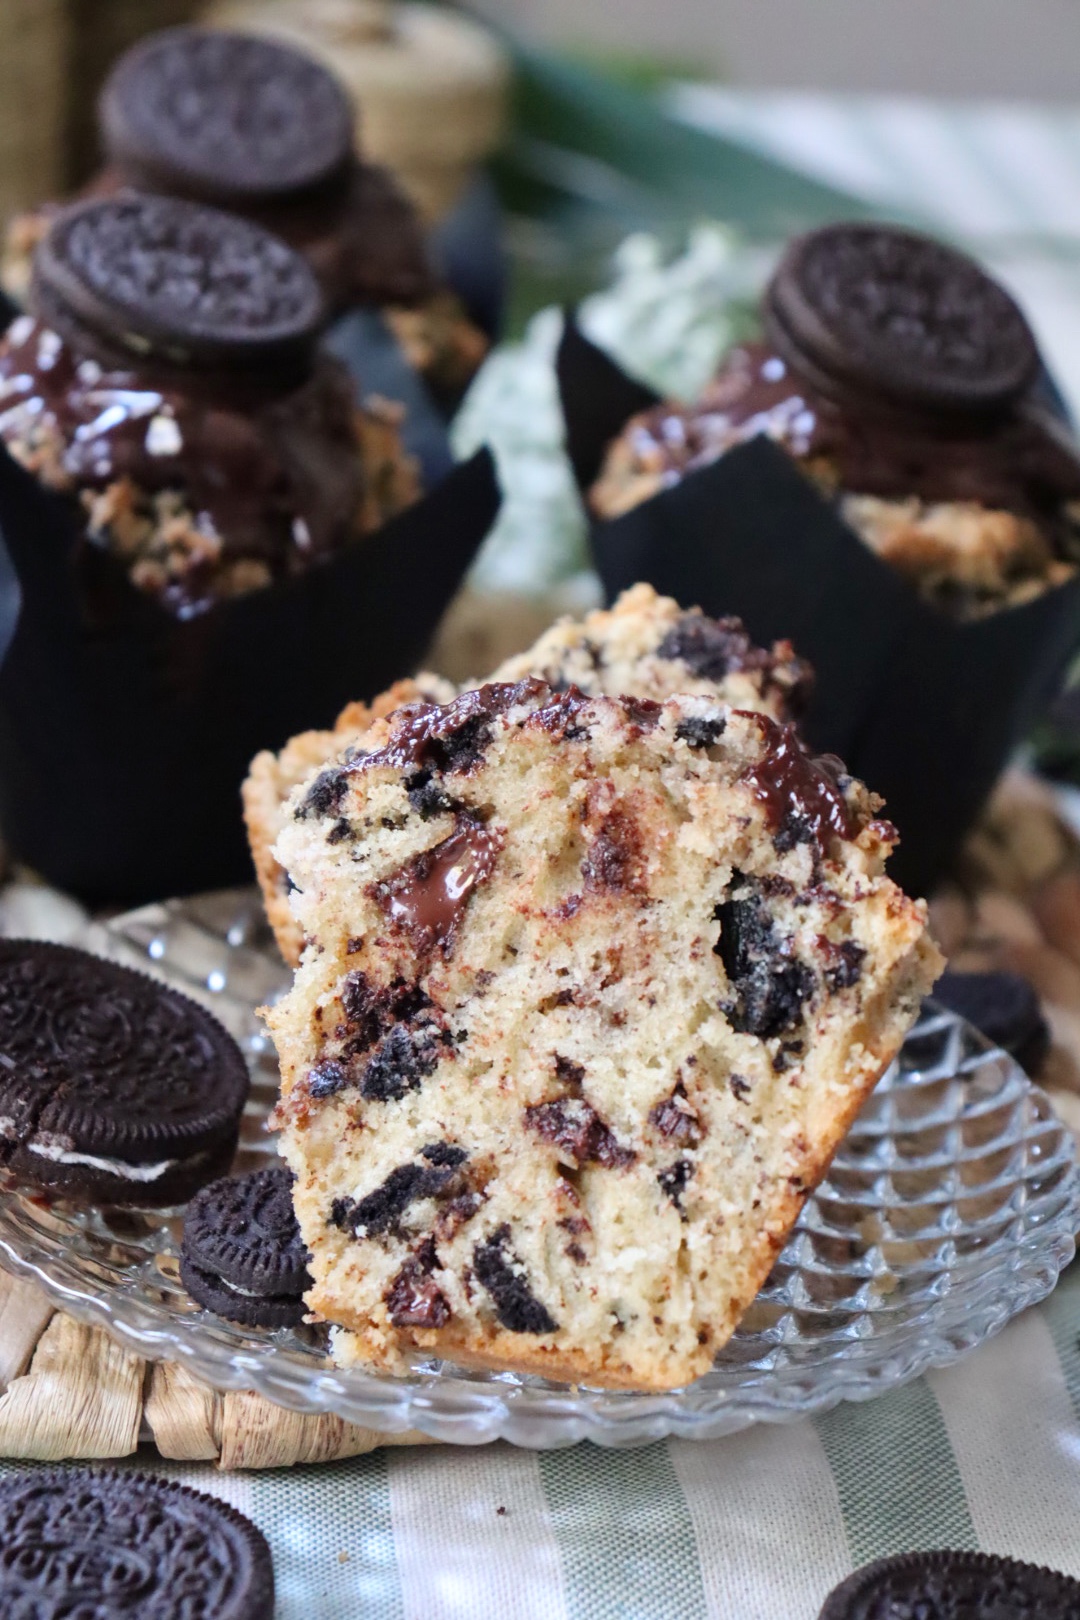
[0,889,1075,1450]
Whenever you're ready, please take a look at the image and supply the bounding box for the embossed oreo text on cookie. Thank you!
[766,222,1039,415]
[102,27,354,203]
[0,1468,274,1619]
[0,941,249,1206]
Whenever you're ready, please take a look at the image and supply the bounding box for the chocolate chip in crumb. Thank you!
[473,1225,558,1334]
[675,715,726,750]
[715,880,816,1039]
[327,818,351,844]
[554,1054,585,1089]
[658,1159,694,1209]
[729,1074,751,1102]
[298,766,349,820]
[659,614,766,681]
[583,808,645,894]
[649,1086,702,1146]
[406,767,454,821]
[421,1142,468,1168]
[385,1239,451,1328]
[331,1157,464,1239]
[360,1024,443,1102]
[824,940,866,992]
[307,1059,347,1099]
[525,1096,636,1168]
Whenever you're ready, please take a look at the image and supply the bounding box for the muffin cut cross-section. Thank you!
[243,582,812,966]
[266,679,940,1390]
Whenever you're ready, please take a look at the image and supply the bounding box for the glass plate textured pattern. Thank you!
[0,890,1075,1450]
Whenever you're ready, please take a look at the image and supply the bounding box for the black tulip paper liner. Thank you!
[324,308,456,488]
[557,316,1080,896]
[0,442,500,907]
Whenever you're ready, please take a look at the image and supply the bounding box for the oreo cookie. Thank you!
[0,941,249,1206]
[33,194,324,385]
[101,27,354,208]
[935,968,1051,1076]
[765,223,1039,417]
[181,1166,311,1328]
[818,1549,1080,1619]
[0,1467,273,1618]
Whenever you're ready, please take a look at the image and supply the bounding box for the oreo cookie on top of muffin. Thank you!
[591,223,1080,620]
[0,192,419,615]
[2,26,488,404]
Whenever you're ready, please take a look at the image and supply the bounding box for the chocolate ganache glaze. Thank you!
[0,196,372,616]
[622,340,1080,520]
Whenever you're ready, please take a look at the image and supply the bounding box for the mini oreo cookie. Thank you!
[181,1166,311,1328]
[817,1549,1080,1619]
[101,27,354,207]
[765,223,1040,417]
[0,1467,273,1618]
[935,968,1051,1076]
[0,941,249,1207]
[33,194,324,384]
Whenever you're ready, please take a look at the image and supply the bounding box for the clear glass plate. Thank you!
[0,889,1075,1450]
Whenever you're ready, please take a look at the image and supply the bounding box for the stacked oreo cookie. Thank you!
[98,26,435,315]
[181,1166,312,1329]
[0,942,249,1207]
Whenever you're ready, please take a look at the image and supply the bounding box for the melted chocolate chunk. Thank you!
[823,939,866,992]
[621,696,662,730]
[582,807,645,895]
[298,765,349,820]
[406,768,454,821]
[359,680,550,776]
[659,614,774,681]
[715,879,817,1039]
[385,1238,451,1329]
[675,715,726,750]
[738,714,857,854]
[330,1154,465,1239]
[371,814,502,954]
[525,1097,636,1168]
[360,1023,445,1103]
[649,1088,702,1146]
[473,1225,558,1335]
[625,337,1080,524]
[658,1159,694,1208]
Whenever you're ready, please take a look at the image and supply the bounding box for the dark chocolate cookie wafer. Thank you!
[33,194,324,383]
[818,1549,1080,1619]
[0,1468,273,1618]
[765,223,1040,417]
[181,1166,311,1328]
[101,27,354,207]
[935,969,1051,1076]
[0,941,249,1206]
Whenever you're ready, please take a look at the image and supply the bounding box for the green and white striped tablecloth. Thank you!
[52,1258,1076,1618]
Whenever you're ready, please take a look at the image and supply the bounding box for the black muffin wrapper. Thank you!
[0,441,500,907]
[557,317,1080,897]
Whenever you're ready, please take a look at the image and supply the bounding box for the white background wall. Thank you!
[474,0,1080,99]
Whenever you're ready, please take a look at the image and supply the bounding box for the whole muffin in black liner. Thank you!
[558,223,1080,898]
[0,195,499,906]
